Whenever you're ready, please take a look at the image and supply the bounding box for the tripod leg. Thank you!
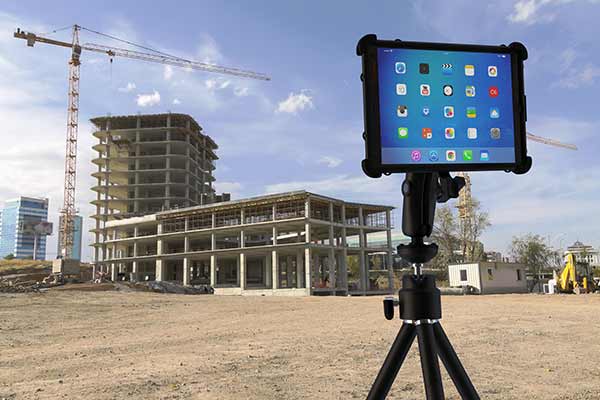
[433,323,480,400]
[416,323,445,400]
[367,323,416,400]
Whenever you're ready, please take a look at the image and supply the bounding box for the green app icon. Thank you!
[398,127,408,139]
[463,150,473,161]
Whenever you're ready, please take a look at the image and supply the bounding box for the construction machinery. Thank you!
[456,133,578,261]
[547,252,598,294]
[13,25,270,260]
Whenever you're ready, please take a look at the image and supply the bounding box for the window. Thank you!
[487,268,494,280]
[516,269,522,281]
[459,269,467,281]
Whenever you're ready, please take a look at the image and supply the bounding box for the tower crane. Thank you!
[13,25,270,259]
[456,132,577,261]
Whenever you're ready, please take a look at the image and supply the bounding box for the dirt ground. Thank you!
[1,290,600,400]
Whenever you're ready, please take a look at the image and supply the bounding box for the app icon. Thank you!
[398,127,408,139]
[422,127,433,139]
[428,150,439,162]
[419,63,429,74]
[443,106,454,118]
[489,86,499,97]
[490,107,500,119]
[445,127,455,139]
[466,107,477,118]
[396,83,407,95]
[441,63,453,74]
[488,65,498,77]
[480,150,490,161]
[467,127,477,139]
[465,85,475,97]
[446,150,456,161]
[463,150,473,161]
[397,105,408,117]
[395,62,406,74]
[443,85,453,96]
[420,84,431,96]
[465,64,475,76]
[411,150,422,162]
[490,127,501,139]
[422,107,430,116]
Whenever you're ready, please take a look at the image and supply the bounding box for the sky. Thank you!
[0,0,599,262]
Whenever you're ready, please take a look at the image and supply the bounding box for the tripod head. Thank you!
[397,172,464,266]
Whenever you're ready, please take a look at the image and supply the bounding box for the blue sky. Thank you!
[0,0,599,261]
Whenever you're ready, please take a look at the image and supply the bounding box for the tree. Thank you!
[458,199,491,262]
[3,253,14,260]
[429,198,491,271]
[510,234,558,292]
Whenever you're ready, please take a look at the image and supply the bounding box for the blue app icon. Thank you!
[422,107,430,116]
[490,107,500,119]
[480,150,489,161]
[428,150,439,162]
[395,62,406,74]
[441,63,453,75]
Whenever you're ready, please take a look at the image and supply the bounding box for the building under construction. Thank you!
[91,113,228,266]
[101,191,394,296]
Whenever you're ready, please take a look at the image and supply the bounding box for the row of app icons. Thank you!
[396,83,498,98]
[398,127,501,140]
[410,149,490,162]
[395,62,498,77]
[397,105,501,119]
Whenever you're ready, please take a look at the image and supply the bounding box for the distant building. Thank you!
[56,215,83,260]
[566,241,599,267]
[448,262,528,294]
[485,251,503,262]
[0,197,49,260]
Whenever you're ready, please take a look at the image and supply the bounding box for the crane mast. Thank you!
[13,24,270,260]
[60,25,81,258]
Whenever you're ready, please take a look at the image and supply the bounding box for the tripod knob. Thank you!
[383,296,398,320]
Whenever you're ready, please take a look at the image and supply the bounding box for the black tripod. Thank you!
[367,172,480,400]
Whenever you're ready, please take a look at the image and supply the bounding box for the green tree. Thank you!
[459,199,491,262]
[3,253,15,260]
[510,234,558,292]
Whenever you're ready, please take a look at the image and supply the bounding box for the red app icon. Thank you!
[488,86,499,97]
[422,127,432,139]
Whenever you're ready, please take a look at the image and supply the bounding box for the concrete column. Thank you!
[184,236,190,252]
[341,248,348,291]
[360,251,367,294]
[272,250,278,290]
[329,202,334,222]
[305,221,311,244]
[155,259,164,281]
[240,230,245,248]
[131,261,138,281]
[304,247,311,293]
[305,197,311,219]
[211,212,216,228]
[157,239,163,255]
[183,257,190,286]
[211,233,216,250]
[210,255,216,286]
[272,203,277,220]
[296,251,304,288]
[240,208,245,225]
[266,255,272,288]
[239,254,245,289]
[272,226,278,245]
[329,247,336,290]
[111,263,117,281]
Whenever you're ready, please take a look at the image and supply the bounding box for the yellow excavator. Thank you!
[552,252,598,294]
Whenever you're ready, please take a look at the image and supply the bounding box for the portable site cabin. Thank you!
[448,262,528,294]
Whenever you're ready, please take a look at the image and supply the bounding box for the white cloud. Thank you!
[317,156,342,168]
[172,98,181,105]
[234,87,249,97]
[163,65,173,81]
[558,64,600,88]
[214,182,242,197]
[136,90,161,107]
[117,82,136,93]
[205,79,217,90]
[276,90,314,115]
[507,0,598,25]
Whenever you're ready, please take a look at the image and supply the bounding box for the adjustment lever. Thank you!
[383,296,399,320]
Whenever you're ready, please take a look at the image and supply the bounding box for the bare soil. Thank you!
[1,290,599,399]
